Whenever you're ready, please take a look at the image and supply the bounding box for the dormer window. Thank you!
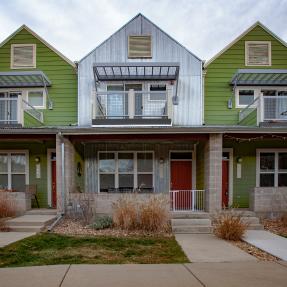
[245,41,271,66]
[128,35,152,58]
[11,44,36,69]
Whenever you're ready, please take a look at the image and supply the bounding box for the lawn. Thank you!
[0,233,188,267]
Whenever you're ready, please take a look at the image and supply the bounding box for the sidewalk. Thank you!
[244,230,287,261]
[175,233,256,262]
[0,232,36,248]
[0,262,286,287]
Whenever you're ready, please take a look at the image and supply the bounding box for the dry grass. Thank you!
[0,193,16,219]
[281,213,287,227]
[213,209,248,241]
[113,194,170,232]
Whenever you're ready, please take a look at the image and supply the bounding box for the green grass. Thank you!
[0,233,189,267]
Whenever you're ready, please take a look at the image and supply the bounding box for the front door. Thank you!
[51,159,57,208]
[170,161,192,210]
[222,159,229,208]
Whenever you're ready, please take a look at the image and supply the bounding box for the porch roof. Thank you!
[231,69,287,86]
[93,62,180,81]
[0,71,51,88]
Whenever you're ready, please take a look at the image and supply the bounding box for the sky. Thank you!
[0,0,287,62]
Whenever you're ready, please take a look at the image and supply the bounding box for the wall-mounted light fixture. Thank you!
[236,157,243,163]
[159,157,164,164]
[35,156,41,163]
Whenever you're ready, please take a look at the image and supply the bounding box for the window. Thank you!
[258,150,287,187]
[238,89,255,106]
[11,44,36,68]
[245,41,271,66]
[28,91,45,108]
[0,151,28,191]
[128,35,152,58]
[98,151,153,192]
[149,85,166,101]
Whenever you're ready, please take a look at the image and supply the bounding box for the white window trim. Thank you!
[97,151,154,193]
[0,150,29,190]
[11,44,36,69]
[256,149,287,187]
[245,41,271,67]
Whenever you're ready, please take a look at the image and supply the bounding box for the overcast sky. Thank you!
[0,0,287,61]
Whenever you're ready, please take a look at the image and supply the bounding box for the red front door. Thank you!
[222,160,229,208]
[171,161,192,210]
[52,161,57,208]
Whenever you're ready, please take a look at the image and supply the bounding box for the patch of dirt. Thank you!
[262,219,287,237]
[52,218,172,238]
[231,240,279,261]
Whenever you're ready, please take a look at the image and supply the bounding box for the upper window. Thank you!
[128,35,152,58]
[27,91,45,108]
[238,89,255,106]
[149,84,167,101]
[11,44,36,69]
[245,41,271,66]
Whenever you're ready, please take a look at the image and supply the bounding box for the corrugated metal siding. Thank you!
[78,15,202,126]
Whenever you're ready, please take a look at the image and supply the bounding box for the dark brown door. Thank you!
[52,161,57,208]
[171,161,192,210]
[222,160,229,208]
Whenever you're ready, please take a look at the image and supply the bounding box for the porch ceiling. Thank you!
[0,71,51,88]
[93,62,180,81]
[231,69,287,86]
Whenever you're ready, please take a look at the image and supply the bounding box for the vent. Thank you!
[11,44,36,68]
[246,42,271,66]
[128,35,152,58]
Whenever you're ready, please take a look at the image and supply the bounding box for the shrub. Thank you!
[138,195,170,232]
[90,216,113,230]
[0,193,16,218]
[113,195,138,230]
[213,209,248,241]
[281,213,287,227]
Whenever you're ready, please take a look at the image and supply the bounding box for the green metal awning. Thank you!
[0,71,51,88]
[231,69,287,86]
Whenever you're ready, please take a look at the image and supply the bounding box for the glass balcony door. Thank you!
[0,92,20,124]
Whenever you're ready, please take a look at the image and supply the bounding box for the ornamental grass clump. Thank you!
[0,193,16,219]
[213,209,248,241]
[281,212,287,227]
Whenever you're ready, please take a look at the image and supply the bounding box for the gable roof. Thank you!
[204,21,287,68]
[0,25,76,68]
[79,13,202,63]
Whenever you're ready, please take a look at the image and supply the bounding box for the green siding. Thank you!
[238,109,257,126]
[0,28,77,126]
[224,140,287,208]
[24,112,44,127]
[205,25,287,125]
[0,141,55,207]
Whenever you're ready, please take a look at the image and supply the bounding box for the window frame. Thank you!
[98,151,154,192]
[245,41,271,67]
[11,44,36,69]
[256,149,287,187]
[27,90,46,109]
[0,150,29,190]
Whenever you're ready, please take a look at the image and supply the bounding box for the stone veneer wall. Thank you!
[250,187,287,218]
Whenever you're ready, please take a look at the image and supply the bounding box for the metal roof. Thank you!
[231,69,287,86]
[93,62,180,81]
[0,71,51,88]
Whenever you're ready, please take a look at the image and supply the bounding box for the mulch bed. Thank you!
[262,219,287,237]
[52,218,172,238]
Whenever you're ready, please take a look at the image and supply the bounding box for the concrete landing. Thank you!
[0,232,36,248]
[244,230,287,261]
[175,233,256,262]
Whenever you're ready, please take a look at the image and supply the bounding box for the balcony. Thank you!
[92,88,173,126]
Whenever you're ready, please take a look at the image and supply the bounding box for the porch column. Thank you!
[204,133,223,213]
[56,134,76,214]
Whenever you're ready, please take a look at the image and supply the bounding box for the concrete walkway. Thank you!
[0,232,36,248]
[175,233,256,262]
[0,262,287,287]
[244,230,287,261]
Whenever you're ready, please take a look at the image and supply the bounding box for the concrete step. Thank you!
[241,216,261,225]
[246,224,264,230]
[172,225,213,234]
[25,209,57,216]
[8,226,43,232]
[171,218,212,226]
[171,212,210,219]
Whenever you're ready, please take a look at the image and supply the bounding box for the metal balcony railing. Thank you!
[93,89,173,120]
[238,97,259,123]
[263,96,287,121]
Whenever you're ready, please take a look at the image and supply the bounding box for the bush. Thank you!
[0,193,16,219]
[113,194,170,232]
[90,216,113,230]
[281,213,287,227]
[213,209,248,241]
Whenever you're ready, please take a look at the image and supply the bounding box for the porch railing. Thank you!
[93,89,173,120]
[22,98,44,123]
[238,97,259,123]
[170,190,205,212]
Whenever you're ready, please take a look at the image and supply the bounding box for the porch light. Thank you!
[237,157,243,163]
[35,156,40,163]
[159,157,164,164]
